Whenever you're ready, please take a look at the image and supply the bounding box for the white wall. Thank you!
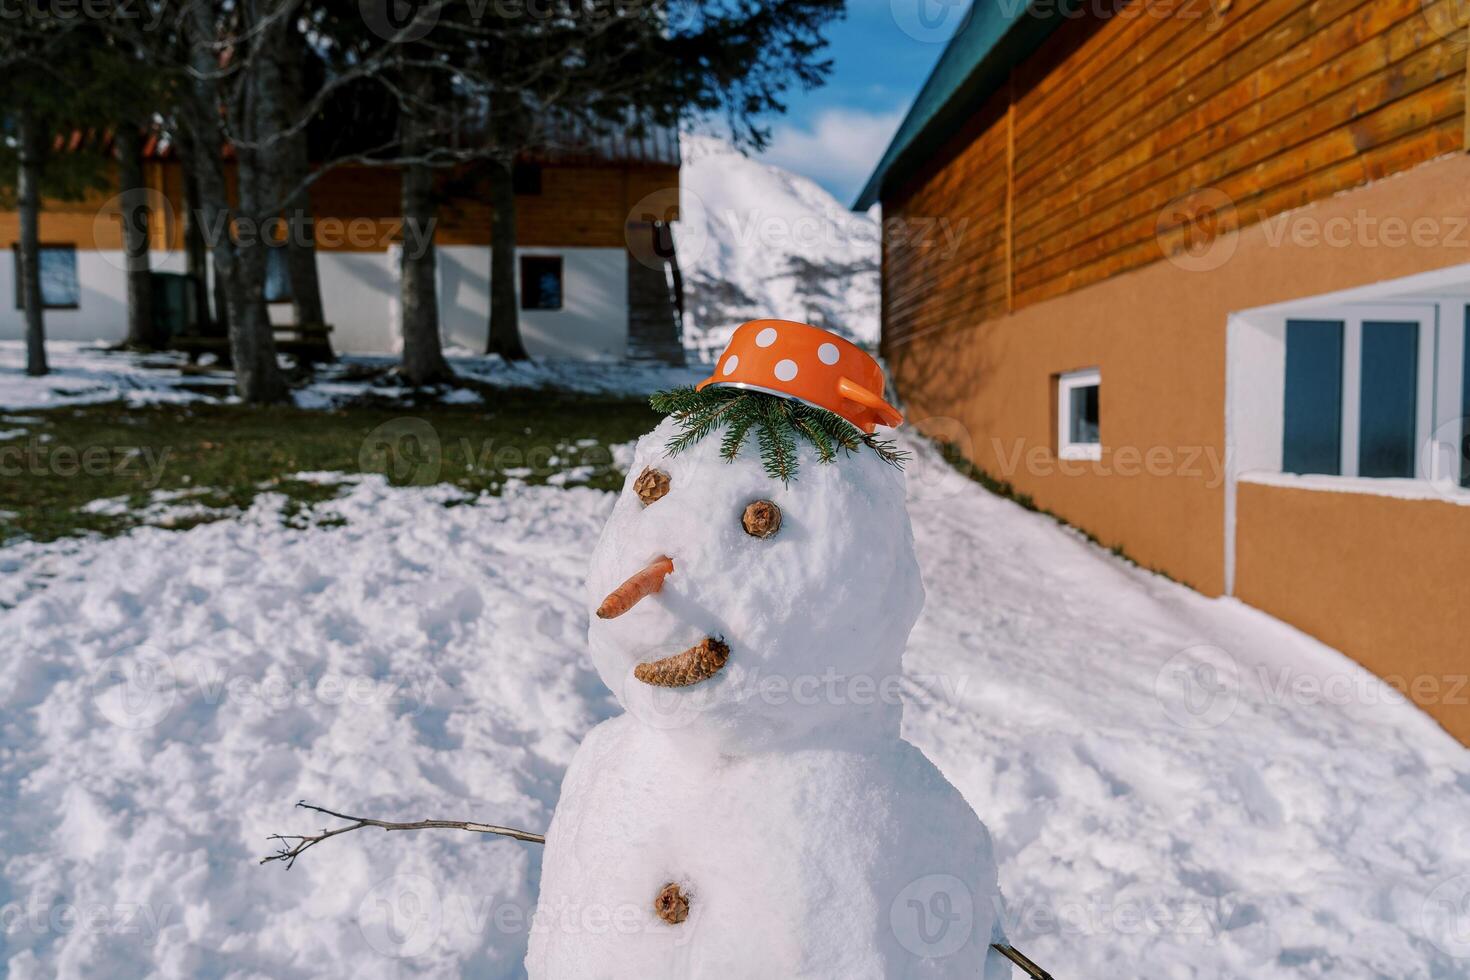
[0,245,629,360]
[433,245,627,360]
[0,251,130,343]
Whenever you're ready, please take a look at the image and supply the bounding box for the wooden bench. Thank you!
[173,324,335,365]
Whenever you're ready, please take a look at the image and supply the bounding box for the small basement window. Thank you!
[12,245,79,310]
[520,255,563,311]
[1058,368,1101,460]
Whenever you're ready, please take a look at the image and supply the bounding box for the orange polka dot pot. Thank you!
[695,319,903,433]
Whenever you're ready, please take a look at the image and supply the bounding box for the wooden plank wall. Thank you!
[0,162,679,253]
[883,0,1469,348]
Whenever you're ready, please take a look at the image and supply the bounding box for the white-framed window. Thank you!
[1057,367,1101,460]
[1281,304,1435,478]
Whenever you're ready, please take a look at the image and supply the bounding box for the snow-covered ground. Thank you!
[0,341,702,412]
[2,437,1468,978]
[678,136,881,359]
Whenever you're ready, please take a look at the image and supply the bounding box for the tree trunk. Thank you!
[182,5,286,404]
[398,69,452,386]
[116,122,156,349]
[275,27,326,335]
[16,110,47,377]
[181,163,214,333]
[485,157,527,360]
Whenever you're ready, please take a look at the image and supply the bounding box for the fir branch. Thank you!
[719,402,760,461]
[650,384,906,479]
[756,398,799,483]
[789,404,837,463]
[861,433,910,469]
[665,393,744,456]
[812,407,865,455]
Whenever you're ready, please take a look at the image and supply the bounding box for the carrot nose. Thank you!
[597,556,675,619]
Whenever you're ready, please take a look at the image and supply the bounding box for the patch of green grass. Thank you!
[0,391,658,544]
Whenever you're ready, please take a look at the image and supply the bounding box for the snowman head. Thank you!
[587,367,924,757]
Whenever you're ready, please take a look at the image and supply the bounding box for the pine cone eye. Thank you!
[634,467,670,506]
[742,499,782,538]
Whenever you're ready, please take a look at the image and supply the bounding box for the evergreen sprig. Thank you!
[649,385,908,482]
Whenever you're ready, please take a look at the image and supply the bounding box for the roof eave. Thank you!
[853,1,1065,211]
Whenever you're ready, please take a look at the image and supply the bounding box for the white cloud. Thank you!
[758,107,906,205]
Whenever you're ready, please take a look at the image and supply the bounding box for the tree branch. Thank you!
[260,800,545,869]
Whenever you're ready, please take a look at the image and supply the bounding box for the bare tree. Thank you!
[15,108,47,376]
[115,121,157,349]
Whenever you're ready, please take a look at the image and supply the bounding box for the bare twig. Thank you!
[260,801,545,870]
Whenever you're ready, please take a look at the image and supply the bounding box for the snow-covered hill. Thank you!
[677,135,880,361]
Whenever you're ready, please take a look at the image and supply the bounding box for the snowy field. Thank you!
[2,421,1469,975]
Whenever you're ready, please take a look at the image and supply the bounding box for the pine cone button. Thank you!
[742,499,782,538]
[635,467,671,506]
[655,882,690,925]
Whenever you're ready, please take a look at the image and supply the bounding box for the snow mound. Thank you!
[678,135,880,360]
[0,432,1467,977]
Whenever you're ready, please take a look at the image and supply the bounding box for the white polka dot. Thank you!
[722,355,739,376]
[817,343,840,365]
[774,359,798,382]
[755,327,779,347]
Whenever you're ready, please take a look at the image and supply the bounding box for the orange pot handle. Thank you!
[836,377,903,431]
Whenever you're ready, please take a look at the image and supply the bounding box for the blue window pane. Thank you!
[264,245,292,303]
[39,248,79,307]
[1069,384,1099,444]
[1358,320,1418,478]
[1283,319,1343,475]
[520,255,563,311]
[13,246,79,309]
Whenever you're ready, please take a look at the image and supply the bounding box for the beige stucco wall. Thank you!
[888,151,1470,741]
[1235,481,1470,744]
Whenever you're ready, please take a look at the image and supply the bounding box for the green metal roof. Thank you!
[853,1,1065,210]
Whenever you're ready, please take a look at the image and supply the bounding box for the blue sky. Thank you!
[752,0,967,206]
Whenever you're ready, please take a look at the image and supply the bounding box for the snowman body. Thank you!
[526,417,1008,979]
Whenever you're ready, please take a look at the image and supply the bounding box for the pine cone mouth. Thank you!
[633,637,730,688]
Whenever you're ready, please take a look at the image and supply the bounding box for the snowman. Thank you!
[526,320,1012,979]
